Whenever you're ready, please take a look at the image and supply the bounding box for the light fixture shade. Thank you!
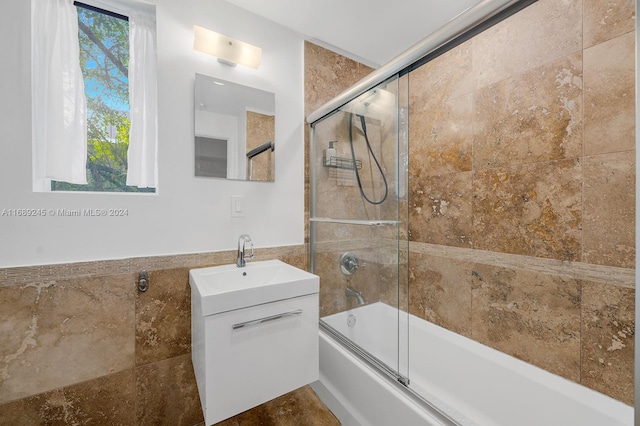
[193,25,262,70]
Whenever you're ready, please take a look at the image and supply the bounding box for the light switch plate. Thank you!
[231,195,245,218]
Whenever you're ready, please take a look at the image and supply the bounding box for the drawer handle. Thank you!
[232,309,303,330]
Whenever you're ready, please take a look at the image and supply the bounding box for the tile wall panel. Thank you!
[0,245,309,424]
[583,0,635,48]
[405,0,635,405]
[583,32,636,155]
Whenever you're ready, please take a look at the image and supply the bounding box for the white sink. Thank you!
[190,259,320,424]
[189,259,319,316]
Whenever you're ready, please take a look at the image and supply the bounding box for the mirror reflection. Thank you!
[194,74,275,181]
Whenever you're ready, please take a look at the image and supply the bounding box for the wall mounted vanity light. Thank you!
[193,25,262,69]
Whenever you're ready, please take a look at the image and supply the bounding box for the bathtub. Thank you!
[316,302,633,426]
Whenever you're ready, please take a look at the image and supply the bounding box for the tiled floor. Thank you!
[208,386,340,426]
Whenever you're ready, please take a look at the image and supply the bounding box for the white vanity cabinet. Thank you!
[190,261,319,425]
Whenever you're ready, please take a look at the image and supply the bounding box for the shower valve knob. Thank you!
[345,258,358,270]
[340,252,361,275]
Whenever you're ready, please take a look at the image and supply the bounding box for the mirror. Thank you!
[194,74,275,181]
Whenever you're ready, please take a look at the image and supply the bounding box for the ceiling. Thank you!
[224,0,482,67]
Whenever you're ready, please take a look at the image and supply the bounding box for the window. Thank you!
[32,0,157,193]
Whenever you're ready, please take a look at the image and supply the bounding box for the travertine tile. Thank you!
[409,92,473,176]
[253,245,309,271]
[314,238,397,316]
[472,0,582,89]
[304,42,375,246]
[0,274,135,404]
[246,111,275,181]
[315,251,349,317]
[473,53,582,170]
[583,32,635,155]
[275,252,308,271]
[2,249,279,288]
[65,261,103,277]
[314,248,388,317]
[472,159,582,261]
[192,252,216,268]
[380,248,409,311]
[312,112,390,226]
[409,171,473,248]
[147,256,176,270]
[410,39,474,103]
[210,250,241,267]
[409,251,472,337]
[304,41,373,117]
[0,246,313,416]
[135,268,191,366]
[0,369,135,426]
[214,385,340,426]
[583,0,635,48]
[583,152,635,268]
[136,354,203,426]
[3,266,42,285]
[410,240,635,288]
[581,281,635,404]
[471,263,581,381]
[346,250,388,308]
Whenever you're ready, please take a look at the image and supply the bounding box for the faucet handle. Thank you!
[245,241,254,260]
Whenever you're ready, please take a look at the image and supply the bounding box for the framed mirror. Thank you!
[194,74,275,181]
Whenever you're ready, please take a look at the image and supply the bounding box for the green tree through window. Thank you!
[52,4,154,193]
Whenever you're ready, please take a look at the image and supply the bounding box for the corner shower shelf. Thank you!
[310,217,399,226]
[323,156,362,170]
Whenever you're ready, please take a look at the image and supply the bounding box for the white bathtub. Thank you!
[317,302,633,426]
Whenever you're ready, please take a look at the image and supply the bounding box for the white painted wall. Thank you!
[0,0,304,267]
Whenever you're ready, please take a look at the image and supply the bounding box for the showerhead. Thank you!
[340,88,395,119]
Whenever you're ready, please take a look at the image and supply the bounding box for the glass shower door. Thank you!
[310,74,410,384]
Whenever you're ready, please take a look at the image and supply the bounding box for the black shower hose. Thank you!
[348,112,389,205]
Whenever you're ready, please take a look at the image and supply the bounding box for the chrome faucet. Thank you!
[236,234,254,267]
[345,286,366,305]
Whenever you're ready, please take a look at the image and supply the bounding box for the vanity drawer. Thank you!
[201,293,319,424]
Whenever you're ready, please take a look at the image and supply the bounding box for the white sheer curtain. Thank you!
[32,0,87,185]
[126,10,158,188]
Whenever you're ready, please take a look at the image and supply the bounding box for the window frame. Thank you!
[32,0,158,195]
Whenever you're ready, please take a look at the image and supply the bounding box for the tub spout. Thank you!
[345,286,366,305]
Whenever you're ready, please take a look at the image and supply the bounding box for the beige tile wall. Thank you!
[304,0,635,408]
[246,111,275,181]
[407,242,635,403]
[0,245,308,425]
[305,42,411,323]
[407,0,635,405]
[304,42,375,244]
